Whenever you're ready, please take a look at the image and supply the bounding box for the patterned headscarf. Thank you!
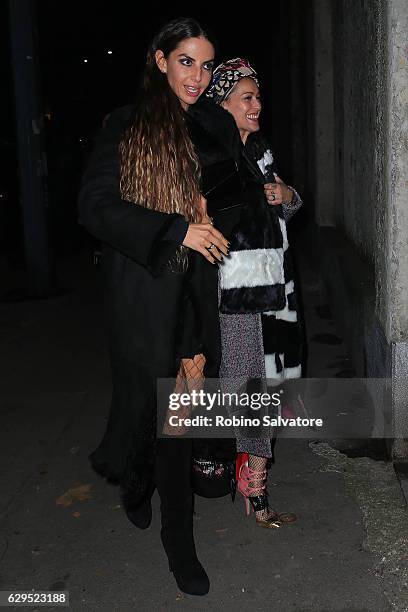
[206,57,259,105]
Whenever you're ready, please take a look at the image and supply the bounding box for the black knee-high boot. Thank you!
[155,437,209,596]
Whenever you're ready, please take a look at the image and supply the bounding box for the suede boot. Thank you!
[155,438,209,596]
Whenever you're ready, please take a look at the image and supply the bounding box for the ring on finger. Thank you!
[207,243,215,251]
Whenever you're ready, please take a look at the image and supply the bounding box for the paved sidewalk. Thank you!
[0,247,407,611]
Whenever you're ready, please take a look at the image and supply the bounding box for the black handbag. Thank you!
[192,458,236,499]
[201,158,246,217]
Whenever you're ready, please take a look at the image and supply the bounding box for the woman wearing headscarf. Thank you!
[206,58,303,528]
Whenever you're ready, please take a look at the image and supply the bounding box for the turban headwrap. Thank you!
[206,57,259,105]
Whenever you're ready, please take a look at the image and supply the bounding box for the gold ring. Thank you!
[207,243,214,251]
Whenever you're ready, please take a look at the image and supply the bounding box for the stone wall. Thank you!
[332,0,387,267]
[305,0,408,458]
[387,0,408,344]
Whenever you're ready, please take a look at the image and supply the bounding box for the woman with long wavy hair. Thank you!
[78,18,237,596]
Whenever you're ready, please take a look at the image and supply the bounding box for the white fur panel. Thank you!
[264,353,301,381]
[256,150,274,176]
[220,248,285,290]
[264,353,284,381]
[284,364,302,379]
[264,281,297,322]
[279,217,289,251]
[275,303,297,322]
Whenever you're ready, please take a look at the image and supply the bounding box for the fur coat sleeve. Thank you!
[246,133,303,222]
[78,105,187,277]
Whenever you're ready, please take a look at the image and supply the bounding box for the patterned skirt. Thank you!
[219,279,302,458]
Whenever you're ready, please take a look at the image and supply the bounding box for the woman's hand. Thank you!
[182,222,229,264]
[182,196,228,264]
[264,176,293,206]
[197,195,213,224]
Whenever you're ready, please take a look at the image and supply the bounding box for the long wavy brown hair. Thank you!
[119,18,215,223]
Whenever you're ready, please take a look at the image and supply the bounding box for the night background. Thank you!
[0,0,307,277]
[1,1,408,608]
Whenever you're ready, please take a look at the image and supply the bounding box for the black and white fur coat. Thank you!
[219,131,303,381]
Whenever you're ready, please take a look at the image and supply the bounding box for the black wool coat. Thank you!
[78,98,242,500]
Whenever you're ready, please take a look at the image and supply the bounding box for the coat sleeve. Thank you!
[77,106,189,276]
[259,140,303,223]
[280,183,303,223]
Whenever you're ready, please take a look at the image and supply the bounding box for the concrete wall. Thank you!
[303,0,408,457]
[387,0,408,457]
[329,0,408,345]
[332,0,387,266]
[309,0,388,380]
[387,0,408,344]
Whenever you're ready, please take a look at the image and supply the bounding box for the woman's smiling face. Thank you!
[221,77,262,143]
[155,37,215,110]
